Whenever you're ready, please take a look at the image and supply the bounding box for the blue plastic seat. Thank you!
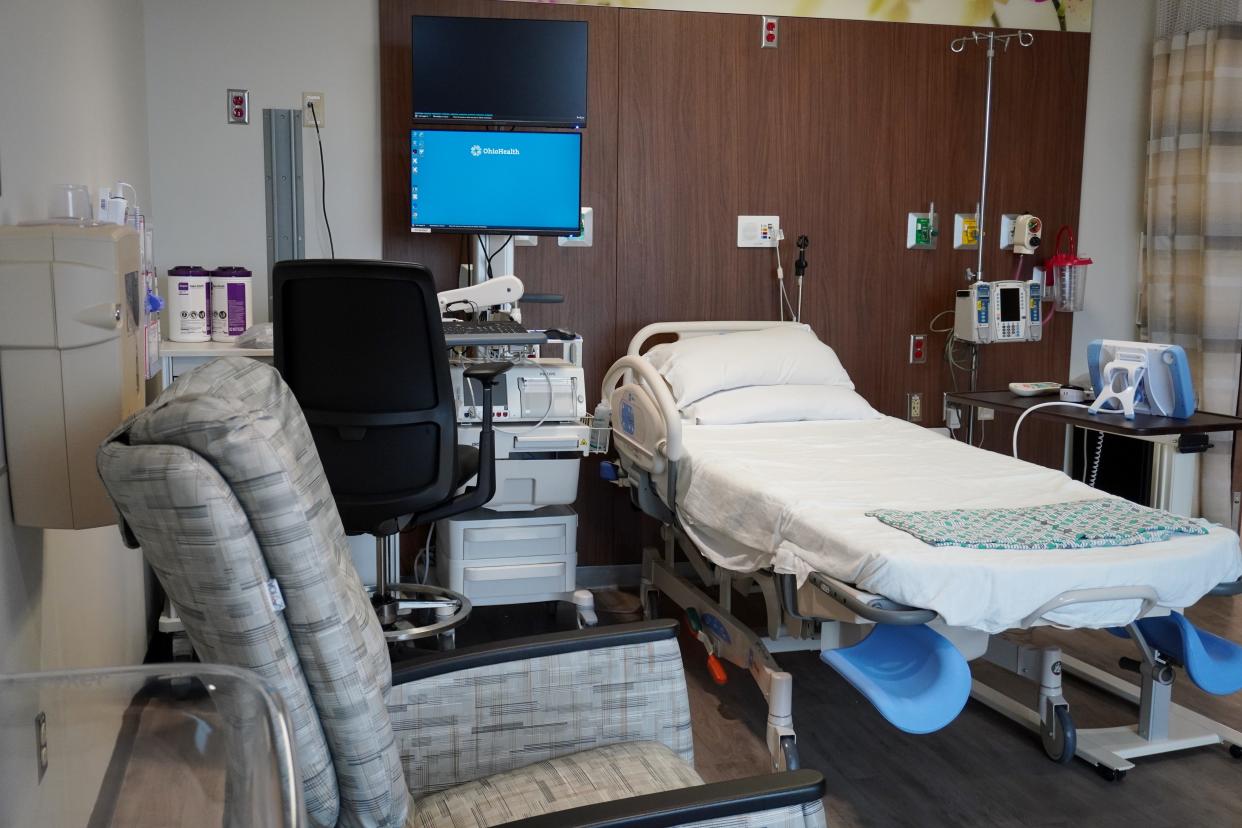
[821,624,972,734]
[1118,612,1242,696]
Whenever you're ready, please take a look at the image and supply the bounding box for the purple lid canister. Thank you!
[213,266,252,278]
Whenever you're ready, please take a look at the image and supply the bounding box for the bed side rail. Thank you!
[786,574,1170,631]
[1209,577,1242,597]
[601,355,684,464]
[625,320,806,357]
[779,573,937,626]
[1020,586,1160,629]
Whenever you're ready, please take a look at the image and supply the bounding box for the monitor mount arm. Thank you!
[437,275,525,315]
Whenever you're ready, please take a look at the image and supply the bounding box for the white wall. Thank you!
[0,0,152,677]
[0,2,152,823]
[143,0,383,324]
[1069,0,1155,379]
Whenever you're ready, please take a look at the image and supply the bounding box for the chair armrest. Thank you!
[502,770,827,828]
[414,362,513,523]
[391,619,677,684]
[387,620,692,798]
[462,361,512,386]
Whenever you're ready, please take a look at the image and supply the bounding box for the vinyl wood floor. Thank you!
[97,598,1242,827]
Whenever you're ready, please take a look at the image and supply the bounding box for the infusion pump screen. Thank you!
[999,287,1022,322]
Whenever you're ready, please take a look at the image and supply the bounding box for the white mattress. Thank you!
[675,416,1242,633]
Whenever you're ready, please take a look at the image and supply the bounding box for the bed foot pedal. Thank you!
[820,623,971,734]
[1114,612,1242,696]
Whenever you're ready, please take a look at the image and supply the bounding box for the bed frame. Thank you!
[601,321,1242,780]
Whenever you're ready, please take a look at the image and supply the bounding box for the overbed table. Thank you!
[945,389,1242,513]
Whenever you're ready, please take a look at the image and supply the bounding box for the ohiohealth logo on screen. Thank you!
[470,144,521,157]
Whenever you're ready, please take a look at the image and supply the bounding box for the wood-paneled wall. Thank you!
[381,0,1091,566]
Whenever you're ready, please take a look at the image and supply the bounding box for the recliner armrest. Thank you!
[391,619,678,685]
[463,361,512,386]
[501,769,827,828]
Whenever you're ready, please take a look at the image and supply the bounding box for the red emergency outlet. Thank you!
[227,88,249,125]
[761,16,778,48]
[910,334,927,364]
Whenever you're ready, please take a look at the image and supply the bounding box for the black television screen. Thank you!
[412,15,588,127]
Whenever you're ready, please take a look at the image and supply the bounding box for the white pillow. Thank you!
[683,384,881,425]
[644,326,853,406]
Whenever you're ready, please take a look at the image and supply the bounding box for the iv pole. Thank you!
[951,29,1034,284]
[950,29,1034,444]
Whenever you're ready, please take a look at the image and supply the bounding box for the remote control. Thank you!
[1009,381,1062,397]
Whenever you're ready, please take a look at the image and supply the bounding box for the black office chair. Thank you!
[273,259,509,643]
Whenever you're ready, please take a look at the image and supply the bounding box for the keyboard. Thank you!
[442,319,547,347]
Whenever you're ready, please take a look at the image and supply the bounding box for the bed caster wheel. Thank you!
[1041,705,1076,765]
[1229,744,1242,759]
[779,735,801,771]
[1094,765,1126,782]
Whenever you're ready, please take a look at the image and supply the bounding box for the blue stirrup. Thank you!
[1117,612,1242,696]
[821,624,972,734]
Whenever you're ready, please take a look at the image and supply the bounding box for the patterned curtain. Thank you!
[1142,23,1242,524]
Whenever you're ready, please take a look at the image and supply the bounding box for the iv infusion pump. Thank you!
[954,279,1043,344]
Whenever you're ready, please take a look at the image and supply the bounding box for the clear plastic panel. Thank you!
[0,664,304,828]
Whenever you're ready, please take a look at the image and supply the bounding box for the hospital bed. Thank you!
[600,320,1242,780]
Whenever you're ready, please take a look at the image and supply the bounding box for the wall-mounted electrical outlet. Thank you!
[945,404,962,430]
[761,16,779,48]
[738,216,780,248]
[227,89,249,125]
[302,92,326,128]
[977,406,995,422]
[909,334,927,364]
[35,712,48,782]
[514,235,538,247]
[907,392,924,422]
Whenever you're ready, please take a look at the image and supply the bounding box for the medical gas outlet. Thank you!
[953,213,980,250]
[906,203,938,250]
[1000,213,1042,254]
[738,216,781,248]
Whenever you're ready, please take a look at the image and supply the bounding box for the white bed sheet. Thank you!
[676,416,1242,633]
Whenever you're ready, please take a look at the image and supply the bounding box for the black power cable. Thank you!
[485,234,514,280]
[308,101,335,259]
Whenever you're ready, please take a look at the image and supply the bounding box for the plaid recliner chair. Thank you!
[97,357,827,828]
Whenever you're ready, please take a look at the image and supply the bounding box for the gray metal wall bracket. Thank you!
[263,109,306,319]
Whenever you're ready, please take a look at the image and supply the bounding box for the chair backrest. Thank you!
[97,358,411,828]
[273,259,458,537]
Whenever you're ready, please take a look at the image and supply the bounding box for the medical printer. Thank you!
[436,346,594,611]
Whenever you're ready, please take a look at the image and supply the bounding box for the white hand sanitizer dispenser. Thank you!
[0,224,146,528]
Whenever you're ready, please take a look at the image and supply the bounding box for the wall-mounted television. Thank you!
[411,15,588,127]
[410,129,582,235]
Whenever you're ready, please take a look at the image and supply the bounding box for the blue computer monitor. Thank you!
[410,130,582,235]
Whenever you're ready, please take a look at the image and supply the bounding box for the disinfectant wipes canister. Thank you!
[166,265,212,342]
[211,266,253,343]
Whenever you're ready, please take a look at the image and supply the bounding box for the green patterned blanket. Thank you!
[866,498,1210,550]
